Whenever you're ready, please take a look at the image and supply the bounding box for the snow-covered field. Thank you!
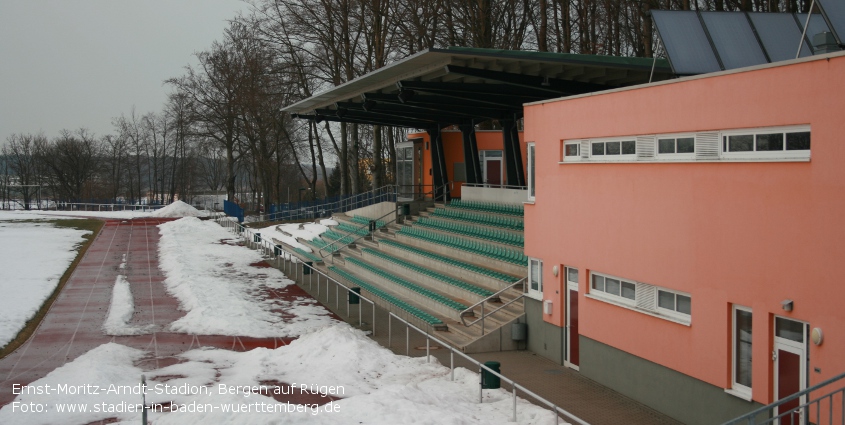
[0,215,564,424]
[158,218,339,337]
[0,326,561,424]
[0,220,91,349]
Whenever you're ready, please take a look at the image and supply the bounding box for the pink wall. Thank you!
[524,54,845,404]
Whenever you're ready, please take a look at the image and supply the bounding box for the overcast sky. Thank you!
[0,0,248,145]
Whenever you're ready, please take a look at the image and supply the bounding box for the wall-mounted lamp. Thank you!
[781,299,793,312]
[552,265,559,277]
[811,328,823,345]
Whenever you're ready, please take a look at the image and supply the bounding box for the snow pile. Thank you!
[158,217,338,337]
[0,221,90,349]
[102,275,153,336]
[257,221,331,253]
[152,200,203,218]
[0,326,565,425]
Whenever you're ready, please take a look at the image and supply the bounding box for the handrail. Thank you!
[461,183,528,190]
[258,184,399,223]
[722,370,845,425]
[315,181,454,261]
[460,277,526,335]
[317,207,398,262]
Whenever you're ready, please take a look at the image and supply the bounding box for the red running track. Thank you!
[0,218,328,407]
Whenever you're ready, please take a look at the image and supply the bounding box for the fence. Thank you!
[723,370,845,425]
[223,200,244,223]
[215,215,589,425]
[262,185,398,223]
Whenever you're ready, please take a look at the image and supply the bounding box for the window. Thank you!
[563,142,581,162]
[566,267,578,285]
[561,125,810,164]
[657,289,691,318]
[657,136,695,156]
[528,258,543,300]
[722,128,811,159]
[588,272,692,325]
[732,306,753,398]
[590,139,636,160]
[527,143,536,201]
[590,272,636,305]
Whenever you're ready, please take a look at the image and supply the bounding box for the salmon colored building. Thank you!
[522,51,845,424]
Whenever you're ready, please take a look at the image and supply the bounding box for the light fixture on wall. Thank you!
[552,265,559,277]
[811,328,823,345]
[781,299,793,312]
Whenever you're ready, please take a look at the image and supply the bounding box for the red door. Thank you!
[486,160,502,186]
[568,289,580,367]
[777,349,801,424]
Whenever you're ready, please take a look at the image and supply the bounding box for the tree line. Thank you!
[2,0,815,212]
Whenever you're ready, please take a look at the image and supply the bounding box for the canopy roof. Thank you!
[283,47,673,128]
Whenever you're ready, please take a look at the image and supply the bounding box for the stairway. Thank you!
[303,201,528,353]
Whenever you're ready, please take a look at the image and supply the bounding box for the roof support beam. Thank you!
[397,80,552,99]
[444,65,612,95]
[291,113,431,129]
[362,91,525,110]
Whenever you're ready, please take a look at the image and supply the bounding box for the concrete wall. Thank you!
[345,201,396,221]
[525,298,563,364]
[461,186,528,204]
[581,336,762,425]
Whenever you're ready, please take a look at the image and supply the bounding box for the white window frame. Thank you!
[721,125,810,161]
[527,143,536,201]
[588,137,637,161]
[655,133,697,160]
[728,305,754,401]
[588,271,637,307]
[655,288,692,321]
[559,124,811,164]
[562,141,582,162]
[527,258,543,300]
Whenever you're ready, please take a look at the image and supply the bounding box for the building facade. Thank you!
[523,52,845,424]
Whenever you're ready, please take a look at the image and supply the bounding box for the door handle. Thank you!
[772,350,777,361]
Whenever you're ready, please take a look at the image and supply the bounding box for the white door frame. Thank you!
[773,316,808,424]
[564,277,579,371]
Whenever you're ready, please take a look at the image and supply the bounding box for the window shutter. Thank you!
[636,135,656,159]
[580,140,590,159]
[695,132,720,160]
[635,282,657,312]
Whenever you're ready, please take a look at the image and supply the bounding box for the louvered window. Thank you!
[636,135,656,160]
[590,271,691,325]
[695,132,720,160]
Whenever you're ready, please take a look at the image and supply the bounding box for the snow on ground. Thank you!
[151,200,205,218]
[158,217,339,337]
[0,221,91,349]
[102,275,153,336]
[256,221,331,253]
[0,326,563,425]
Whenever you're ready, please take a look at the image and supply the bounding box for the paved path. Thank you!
[0,218,309,407]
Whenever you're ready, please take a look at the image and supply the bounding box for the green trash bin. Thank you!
[253,233,262,243]
[481,361,501,389]
[273,245,282,256]
[349,287,361,304]
[303,261,313,275]
[402,203,411,216]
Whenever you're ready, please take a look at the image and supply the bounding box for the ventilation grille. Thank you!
[636,135,656,159]
[635,282,657,311]
[695,132,720,160]
[580,139,591,159]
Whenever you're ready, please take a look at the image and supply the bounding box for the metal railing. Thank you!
[723,370,845,425]
[213,214,589,425]
[461,183,529,190]
[315,180,453,262]
[255,185,399,223]
[460,278,526,335]
[50,202,164,212]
